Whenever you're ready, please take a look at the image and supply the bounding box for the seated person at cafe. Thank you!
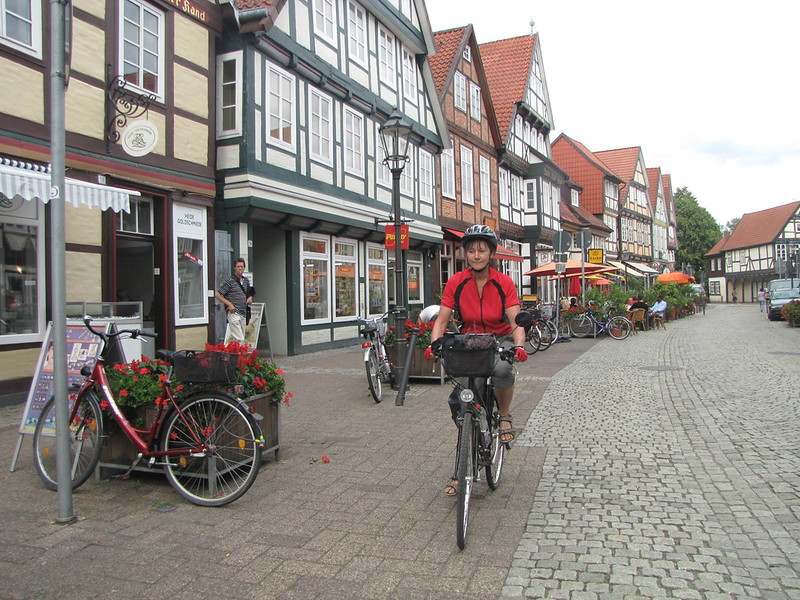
[650,294,668,326]
[630,295,649,311]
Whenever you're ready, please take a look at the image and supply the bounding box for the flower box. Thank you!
[387,344,444,382]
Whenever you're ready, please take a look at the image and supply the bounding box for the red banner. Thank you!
[385,225,409,250]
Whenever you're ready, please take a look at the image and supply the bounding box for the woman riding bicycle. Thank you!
[425,225,527,495]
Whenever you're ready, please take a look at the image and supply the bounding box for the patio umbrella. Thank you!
[525,258,618,278]
[656,271,692,284]
[588,277,611,286]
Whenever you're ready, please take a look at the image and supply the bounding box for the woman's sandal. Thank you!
[499,416,516,444]
[444,479,458,496]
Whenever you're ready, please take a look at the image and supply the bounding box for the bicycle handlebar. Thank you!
[82,316,157,343]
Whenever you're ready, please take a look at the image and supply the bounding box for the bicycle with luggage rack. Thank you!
[358,309,400,403]
[32,317,264,506]
[431,311,532,549]
[569,301,632,340]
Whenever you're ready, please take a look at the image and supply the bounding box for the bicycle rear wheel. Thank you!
[524,325,541,355]
[607,316,632,340]
[161,394,261,507]
[365,344,382,403]
[485,411,505,490]
[546,320,559,343]
[33,391,104,491]
[456,411,474,550]
[536,321,555,350]
[570,314,594,338]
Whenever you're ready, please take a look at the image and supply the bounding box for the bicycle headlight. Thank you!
[459,389,475,403]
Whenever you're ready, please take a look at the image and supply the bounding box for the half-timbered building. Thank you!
[647,166,669,272]
[216,0,447,354]
[1,0,221,399]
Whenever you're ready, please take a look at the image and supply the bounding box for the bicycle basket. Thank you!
[440,334,497,378]
[529,308,542,320]
[172,351,238,383]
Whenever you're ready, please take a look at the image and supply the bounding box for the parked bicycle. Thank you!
[569,301,632,340]
[432,311,532,549]
[523,305,559,355]
[358,310,397,403]
[32,317,263,506]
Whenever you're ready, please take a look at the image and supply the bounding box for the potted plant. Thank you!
[384,319,442,380]
[781,300,800,327]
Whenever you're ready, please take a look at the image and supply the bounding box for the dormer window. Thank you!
[463,46,471,62]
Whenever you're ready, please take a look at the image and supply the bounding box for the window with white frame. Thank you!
[440,242,454,284]
[216,51,242,138]
[343,107,363,175]
[469,81,481,121]
[402,47,417,101]
[268,64,294,148]
[441,148,455,198]
[366,244,387,316]
[173,203,207,325]
[406,251,423,303]
[419,150,433,203]
[400,148,413,196]
[301,234,330,323]
[498,168,509,207]
[463,45,471,62]
[376,124,391,187]
[120,0,165,100]
[1,199,45,343]
[511,175,522,210]
[1,0,42,57]
[454,72,467,112]
[378,27,396,86]
[347,1,366,66]
[117,196,153,235]
[309,89,333,164]
[525,180,537,211]
[460,145,473,205]
[334,239,357,320]
[313,0,336,44]
[479,155,490,212]
[604,179,618,211]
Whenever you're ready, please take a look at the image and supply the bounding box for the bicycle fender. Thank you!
[363,347,372,362]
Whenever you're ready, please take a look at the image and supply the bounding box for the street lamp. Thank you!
[379,108,411,404]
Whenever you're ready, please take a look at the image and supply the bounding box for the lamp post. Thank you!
[379,108,411,405]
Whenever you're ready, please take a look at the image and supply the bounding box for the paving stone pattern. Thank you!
[508,304,800,599]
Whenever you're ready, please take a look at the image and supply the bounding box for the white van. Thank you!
[768,278,799,296]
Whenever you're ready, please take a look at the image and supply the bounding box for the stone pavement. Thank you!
[0,304,798,599]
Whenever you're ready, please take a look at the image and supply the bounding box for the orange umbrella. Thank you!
[588,277,611,286]
[656,271,692,284]
[525,258,618,278]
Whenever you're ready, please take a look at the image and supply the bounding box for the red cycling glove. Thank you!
[424,345,434,361]
[514,346,528,362]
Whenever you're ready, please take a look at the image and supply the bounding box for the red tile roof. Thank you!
[705,232,730,256]
[719,201,800,251]
[646,167,661,213]
[593,147,640,184]
[478,35,536,142]
[551,134,622,215]
[431,28,467,96]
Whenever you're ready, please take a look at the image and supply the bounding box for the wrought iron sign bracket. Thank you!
[105,64,156,153]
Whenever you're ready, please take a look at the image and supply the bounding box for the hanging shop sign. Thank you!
[385,225,409,250]
[120,119,159,157]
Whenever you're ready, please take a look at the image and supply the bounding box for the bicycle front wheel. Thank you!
[365,345,382,403]
[161,395,262,507]
[456,411,475,550]
[485,411,505,490]
[607,316,632,340]
[33,391,104,491]
[570,314,594,338]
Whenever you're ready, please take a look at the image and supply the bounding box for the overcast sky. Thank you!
[425,0,800,228]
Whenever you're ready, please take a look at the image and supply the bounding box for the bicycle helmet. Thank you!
[462,225,498,253]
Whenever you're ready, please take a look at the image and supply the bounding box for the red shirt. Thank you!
[441,268,520,336]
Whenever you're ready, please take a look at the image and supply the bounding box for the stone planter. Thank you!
[97,393,282,477]
[387,344,444,383]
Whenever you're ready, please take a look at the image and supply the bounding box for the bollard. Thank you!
[395,328,418,406]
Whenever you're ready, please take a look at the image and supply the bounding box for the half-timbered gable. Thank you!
[647,167,669,270]
[594,146,653,262]
[217,0,446,354]
[705,233,729,303]
[720,201,800,302]
[662,173,678,264]
[1,0,221,398]
[479,33,561,298]
[429,25,510,288]
[551,134,623,260]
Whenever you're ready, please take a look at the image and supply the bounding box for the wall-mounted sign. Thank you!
[121,119,158,157]
[385,225,409,250]
[164,0,209,23]
[588,249,604,264]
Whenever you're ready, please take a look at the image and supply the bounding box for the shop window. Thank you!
[1,201,45,343]
[172,203,207,325]
[301,234,329,324]
[366,243,386,316]
[334,239,357,321]
[406,251,423,304]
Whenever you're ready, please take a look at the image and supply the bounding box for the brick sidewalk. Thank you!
[0,335,596,599]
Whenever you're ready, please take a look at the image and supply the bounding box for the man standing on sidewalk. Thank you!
[215,257,254,343]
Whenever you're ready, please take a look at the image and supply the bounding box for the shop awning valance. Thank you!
[0,159,139,213]
[443,228,524,262]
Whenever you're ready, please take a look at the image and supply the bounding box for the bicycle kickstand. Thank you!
[109,454,145,480]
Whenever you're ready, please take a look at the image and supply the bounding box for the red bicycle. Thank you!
[32,317,263,506]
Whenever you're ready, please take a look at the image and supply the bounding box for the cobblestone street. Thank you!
[1,303,798,599]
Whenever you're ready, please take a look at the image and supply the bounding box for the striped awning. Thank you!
[0,159,139,213]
